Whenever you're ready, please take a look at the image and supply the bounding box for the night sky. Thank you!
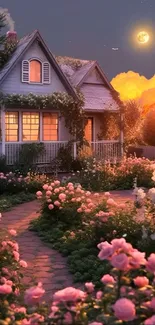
[1,0,155,80]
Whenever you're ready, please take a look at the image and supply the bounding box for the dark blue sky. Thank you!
[1,0,155,80]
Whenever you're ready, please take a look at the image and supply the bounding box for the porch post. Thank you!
[1,105,5,155]
[120,111,124,157]
[73,141,77,160]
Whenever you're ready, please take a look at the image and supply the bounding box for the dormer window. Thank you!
[22,59,50,84]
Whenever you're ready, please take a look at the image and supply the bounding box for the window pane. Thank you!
[5,112,19,142]
[22,112,40,141]
[30,60,42,83]
[42,113,58,141]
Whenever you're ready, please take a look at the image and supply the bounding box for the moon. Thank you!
[137,31,150,44]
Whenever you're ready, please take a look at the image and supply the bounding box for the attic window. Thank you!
[22,59,50,84]
[30,60,42,83]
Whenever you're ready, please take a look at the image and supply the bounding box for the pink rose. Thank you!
[77,208,82,213]
[9,229,17,236]
[54,201,61,207]
[98,244,113,260]
[134,276,149,287]
[113,298,136,321]
[101,274,115,284]
[54,180,60,186]
[48,186,52,191]
[104,192,110,197]
[0,284,12,294]
[19,260,28,268]
[146,253,155,273]
[53,287,86,303]
[48,204,54,210]
[149,297,155,310]
[68,182,73,187]
[24,282,45,305]
[85,282,95,293]
[107,198,117,206]
[54,188,60,193]
[59,193,66,201]
[89,323,103,325]
[43,184,48,190]
[36,191,42,197]
[13,250,20,261]
[111,253,129,271]
[145,315,155,325]
[130,250,146,268]
[96,291,103,299]
[85,191,91,196]
[46,190,52,196]
[94,193,99,197]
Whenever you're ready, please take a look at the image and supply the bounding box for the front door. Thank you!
[84,117,93,142]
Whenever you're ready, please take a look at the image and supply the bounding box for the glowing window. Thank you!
[30,60,42,83]
[42,113,58,141]
[5,112,19,142]
[22,112,40,141]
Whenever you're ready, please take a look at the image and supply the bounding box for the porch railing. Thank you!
[2,140,122,165]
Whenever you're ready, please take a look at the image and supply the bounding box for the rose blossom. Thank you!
[54,180,60,186]
[134,276,149,287]
[146,253,155,273]
[46,190,52,196]
[19,260,28,268]
[107,198,117,207]
[9,229,17,236]
[54,201,61,207]
[0,284,12,294]
[48,204,54,210]
[145,315,155,325]
[53,287,86,303]
[85,282,95,293]
[36,191,42,197]
[24,282,45,305]
[96,291,103,299]
[13,250,20,261]
[98,244,113,260]
[149,297,155,310]
[129,250,146,268]
[113,298,136,321]
[111,253,129,271]
[59,193,66,201]
[101,274,115,284]
[43,184,48,190]
[54,188,60,193]
[89,323,103,325]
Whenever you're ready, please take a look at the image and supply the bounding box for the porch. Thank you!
[0,140,122,166]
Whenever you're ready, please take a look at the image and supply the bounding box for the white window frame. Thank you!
[21,58,51,85]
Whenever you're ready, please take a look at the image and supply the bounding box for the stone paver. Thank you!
[0,190,134,302]
[1,201,75,302]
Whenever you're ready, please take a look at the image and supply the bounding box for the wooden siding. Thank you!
[1,41,66,94]
[84,67,105,84]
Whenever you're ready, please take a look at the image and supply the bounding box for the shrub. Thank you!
[2,227,155,324]
[143,107,155,145]
[15,142,45,173]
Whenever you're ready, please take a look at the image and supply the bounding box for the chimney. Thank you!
[6,31,17,43]
[5,31,18,50]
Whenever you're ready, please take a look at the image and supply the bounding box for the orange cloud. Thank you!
[111,71,155,104]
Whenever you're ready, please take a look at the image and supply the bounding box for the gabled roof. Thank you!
[0,30,77,97]
[57,56,115,91]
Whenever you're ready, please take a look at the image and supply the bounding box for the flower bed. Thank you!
[2,224,155,324]
[30,178,155,287]
[69,156,155,191]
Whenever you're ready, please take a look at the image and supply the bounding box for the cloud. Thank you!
[111,71,155,113]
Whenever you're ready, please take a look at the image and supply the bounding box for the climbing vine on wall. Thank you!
[0,91,86,142]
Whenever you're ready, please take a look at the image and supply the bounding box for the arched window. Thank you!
[29,59,42,83]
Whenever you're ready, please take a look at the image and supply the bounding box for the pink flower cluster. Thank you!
[36,181,96,214]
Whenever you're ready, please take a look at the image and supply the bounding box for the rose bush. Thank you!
[0,171,49,195]
[2,225,155,324]
[69,156,155,191]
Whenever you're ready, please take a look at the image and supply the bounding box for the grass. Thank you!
[0,192,36,212]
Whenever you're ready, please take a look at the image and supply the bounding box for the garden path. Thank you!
[1,201,75,302]
[0,190,133,302]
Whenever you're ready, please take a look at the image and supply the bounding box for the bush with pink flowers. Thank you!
[2,226,155,324]
[69,156,155,191]
[35,181,96,228]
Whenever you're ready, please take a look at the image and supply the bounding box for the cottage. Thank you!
[0,30,123,166]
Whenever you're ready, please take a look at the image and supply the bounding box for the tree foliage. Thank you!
[143,108,155,146]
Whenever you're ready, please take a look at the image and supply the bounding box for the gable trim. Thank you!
[0,30,77,98]
[77,61,114,91]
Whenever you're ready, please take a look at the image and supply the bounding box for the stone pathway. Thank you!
[1,201,75,302]
[0,190,134,302]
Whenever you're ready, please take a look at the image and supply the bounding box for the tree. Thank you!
[0,13,6,68]
[143,108,155,146]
